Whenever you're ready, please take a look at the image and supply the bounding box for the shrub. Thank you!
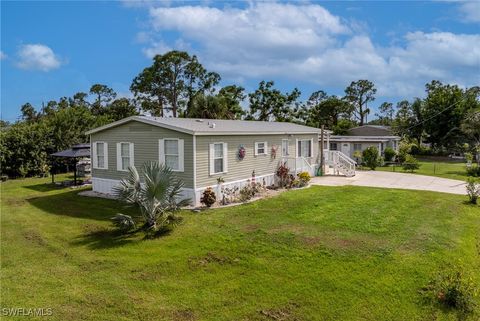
[398,140,414,163]
[238,182,265,202]
[402,154,420,172]
[276,162,291,187]
[383,147,396,162]
[421,267,478,318]
[466,178,479,204]
[111,213,136,232]
[201,187,216,207]
[297,171,311,187]
[466,165,480,177]
[362,146,381,170]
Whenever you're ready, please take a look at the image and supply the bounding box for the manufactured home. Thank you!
[329,125,400,159]
[86,116,326,205]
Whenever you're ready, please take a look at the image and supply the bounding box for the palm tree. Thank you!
[112,161,190,231]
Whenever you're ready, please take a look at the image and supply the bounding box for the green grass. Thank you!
[375,160,469,181]
[1,176,480,320]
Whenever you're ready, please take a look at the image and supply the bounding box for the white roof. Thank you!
[86,116,322,136]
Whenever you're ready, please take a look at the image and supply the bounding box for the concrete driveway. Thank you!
[311,171,467,195]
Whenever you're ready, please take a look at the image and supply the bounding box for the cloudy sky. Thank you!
[1,1,479,121]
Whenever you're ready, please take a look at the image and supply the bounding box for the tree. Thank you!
[345,80,377,126]
[217,85,246,119]
[332,119,356,135]
[89,84,116,115]
[104,98,139,121]
[20,103,37,122]
[421,81,477,149]
[112,162,190,232]
[461,108,480,164]
[375,102,395,125]
[301,92,353,129]
[248,80,301,122]
[131,51,219,117]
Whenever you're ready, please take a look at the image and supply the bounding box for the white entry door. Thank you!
[341,143,350,156]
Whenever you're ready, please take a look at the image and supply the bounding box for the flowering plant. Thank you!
[238,145,246,160]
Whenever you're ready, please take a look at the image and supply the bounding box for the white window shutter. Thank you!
[254,142,258,156]
[116,143,122,171]
[178,139,184,172]
[223,143,228,173]
[92,142,97,169]
[129,143,134,168]
[296,139,299,157]
[104,143,108,169]
[264,142,268,155]
[159,139,165,165]
[209,143,215,175]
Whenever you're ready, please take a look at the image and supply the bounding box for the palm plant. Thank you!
[112,161,190,231]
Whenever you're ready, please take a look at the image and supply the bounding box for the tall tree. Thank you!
[375,102,395,125]
[344,79,377,126]
[461,108,480,164]
[89,84,116,115]
[217,85,246,119]
[130,51,219,117]
[300,91,353,129]
[105,98,139,121]
[247,81,301,122]
[20,103,37,122]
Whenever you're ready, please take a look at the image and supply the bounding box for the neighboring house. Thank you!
[328,125,401,159]
[86,116,321,205]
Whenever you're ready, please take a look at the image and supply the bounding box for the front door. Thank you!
[341,143,350,156]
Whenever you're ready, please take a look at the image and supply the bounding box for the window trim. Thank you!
[93,141,108,170]
[330,142,338,151]
[297,139,312,158]
[353,143,362,152]
[209,142,228,175]
[254,141,268,156]
[159,138,184,172]
[116,142,134,172]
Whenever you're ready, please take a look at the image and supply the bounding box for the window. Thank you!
[214,143,224,173]
[165,139,179,170]
[159,139,184,172]
[298,139,312,157]
[93,142,108,169]
[209,142,227,175]
[282,139,289,156]
[255,141,268,156]
[353,143,362,151]
[330,142,337,151]
[117,142,133,171]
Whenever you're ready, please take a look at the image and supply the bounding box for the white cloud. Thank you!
[458,1,480,23]
[140,3,480,97]
[16,44,62,71]
[0,51,6,60]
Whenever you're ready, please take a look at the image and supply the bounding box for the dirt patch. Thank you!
[23,230,47,246]
[5,197,27,207]
[259,303,300,321]
[243,224,261,232]
[188,252,238,269]
[82,223,106,234]
[172,309,196,321]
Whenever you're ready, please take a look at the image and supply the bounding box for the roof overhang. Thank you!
[328,135,401,142]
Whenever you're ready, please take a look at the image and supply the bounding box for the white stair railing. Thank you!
[280,157,315,176]
[324,151,356,177]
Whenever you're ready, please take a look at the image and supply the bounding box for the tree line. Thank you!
[1,50,479,178]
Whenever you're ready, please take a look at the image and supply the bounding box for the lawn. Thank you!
[1,176,480,321]
[375,159,470,181]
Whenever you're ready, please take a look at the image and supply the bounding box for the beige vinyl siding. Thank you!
[195,134,319,188]
[91,121,194,188]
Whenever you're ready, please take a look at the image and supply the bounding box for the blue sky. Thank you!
[1,0,479,122]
